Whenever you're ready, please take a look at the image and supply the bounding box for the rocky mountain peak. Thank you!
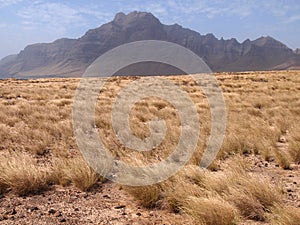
[253,36,289,49]
[112,11,160,26]
[0,11,299,78]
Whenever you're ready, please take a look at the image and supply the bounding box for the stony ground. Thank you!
[0,182,192,225]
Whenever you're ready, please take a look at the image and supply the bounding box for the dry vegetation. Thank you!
[0,70,299,224]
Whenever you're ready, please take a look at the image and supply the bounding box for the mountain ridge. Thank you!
[1,11,300,78]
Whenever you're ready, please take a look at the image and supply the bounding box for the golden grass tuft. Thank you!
[54,157,104,191]
[226,160,282,218]
[228,175,282,221]
[181,196,238,225]
[268,205,300,225]
[288,126,300,164]
[123,184,163,208]
[164,181,205,212]
[274,149,292,169]
[0,153,52,195]
[289,140,300,164]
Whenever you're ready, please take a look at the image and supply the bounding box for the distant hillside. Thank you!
[1,11,300,78]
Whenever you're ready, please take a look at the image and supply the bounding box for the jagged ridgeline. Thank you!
[1,11,300,78]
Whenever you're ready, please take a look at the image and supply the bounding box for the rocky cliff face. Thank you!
[0,11,299,78]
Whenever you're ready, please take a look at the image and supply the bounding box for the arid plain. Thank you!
[0,70,299,224]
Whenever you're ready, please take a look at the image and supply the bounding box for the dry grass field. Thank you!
[0,70,299,224]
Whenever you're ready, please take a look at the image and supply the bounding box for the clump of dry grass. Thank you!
[288,126,300,164]
[268,205,300,225]
[274,149,292,169]
[202,157,251,195]
[123,184,163,208]
[164,180,205,212]
[181,196,238,225]
[228,175,282,221]
[289,140,300,164]
[123,165,206,211]
[53,156,104,191]
[0,153,52,196]
[162,165,233,219]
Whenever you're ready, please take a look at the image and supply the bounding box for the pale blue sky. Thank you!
[0,0,300,59]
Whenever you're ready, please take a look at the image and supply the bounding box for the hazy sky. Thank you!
[1,0,300,59]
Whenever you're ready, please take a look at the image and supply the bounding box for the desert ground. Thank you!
[0,70,299,224]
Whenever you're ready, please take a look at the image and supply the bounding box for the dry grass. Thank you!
[53,156,104,191]
[124,157,285,223]
[0,153,53,195]
[268,205,300,225]
[123,184,163,208]
[0,71,299,223]
[288,126,300,164]
[181,196,238,225]
[163,158,282,222]
[274,148,292,169]
[228,175,282,221]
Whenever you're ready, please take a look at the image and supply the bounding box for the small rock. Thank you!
[279,136,286,143]
[83,193,88,198]
[60,218,66,223]
[6,208,17,215]
[136,212,142,216]
[11,209,17,215]
[74,208,79,212]
[48,209,56,214]
[28,206,38,212]
[54,211,62,217]
[114,205,126,209]
[103,194,111,199]
[287,189,293,193]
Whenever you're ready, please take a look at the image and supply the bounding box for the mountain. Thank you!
[1,11,300,78]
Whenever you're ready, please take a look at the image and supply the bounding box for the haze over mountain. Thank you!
[0,11,299,78]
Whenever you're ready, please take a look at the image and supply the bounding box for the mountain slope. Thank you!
[0,11,299,78]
